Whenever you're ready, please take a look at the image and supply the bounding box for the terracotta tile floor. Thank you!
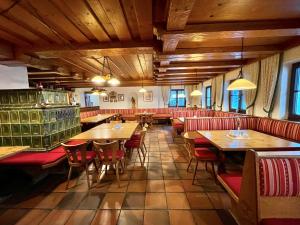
[0,125,237,225]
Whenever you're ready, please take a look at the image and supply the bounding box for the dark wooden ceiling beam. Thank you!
[0,42,13,59]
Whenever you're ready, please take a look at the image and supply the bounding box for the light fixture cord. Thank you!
[239,37,244,78]
[137,55,145,87]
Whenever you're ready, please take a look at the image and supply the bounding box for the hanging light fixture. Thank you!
[137,55,147,93]
[91,57,120,85]
[91,87,107,96]
[227,38,257,91]
[190,70,203,96]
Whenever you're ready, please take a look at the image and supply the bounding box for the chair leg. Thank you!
[66,166,73,190]
[137,148,143,166]
[85,165,91,189]
[116,161,120,187]
[192,160,199,185]
[120,159,125,173]
[187,158,193,172]
[211,161,217,182]
[143,142,147,154]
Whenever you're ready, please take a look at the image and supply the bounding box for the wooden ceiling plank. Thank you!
[120,0,140,39]
[133,0,153,40]
[111,55,138,80]
[0,42,13,59]
[58,0,110,42]
[86,0,118,40]
[155,68,228,74]
[98,0,131,41]
[162,39,179,52]
[167,0,196,30]
[23,0,90,43]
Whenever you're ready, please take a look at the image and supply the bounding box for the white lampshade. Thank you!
[227,78,257,91]
[139,87,147,93]
[91,75,105,83]
[190,90,202,96]
[108,77,120,85]
[99,92,107,96]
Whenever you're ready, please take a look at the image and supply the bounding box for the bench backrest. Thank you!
[236,150,300,225]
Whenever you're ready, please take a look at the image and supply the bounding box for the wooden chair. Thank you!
[217,150,300,225]
[61,142,98,189]
[144,114,153,127]
[184,137,218,184]
[124,129,147,166]
[93,140,125,187]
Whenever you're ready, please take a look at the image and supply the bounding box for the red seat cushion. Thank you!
[194,137,213,147]
[260,219,300,225]
[74,151,96,162]
[52,141,87,153]
[194,148,218,161]
[0,151,66,166]
[218,173,242,197]
[131,133,141,140]
[124,140,140,148]
[153,114,171,119]
[98,150,125,160]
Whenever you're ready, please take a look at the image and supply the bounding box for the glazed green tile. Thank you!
[51,133,59,146]
[58,131,65,142]
[43,123,50,135]
[43,135,51,148]
[50,110,56,122]
[48,92,54,104]
[28,91,37,104]
[20,111,30,123]
[43,110,50,123]
[1,124,11,136]
[10,111,20,123]
[22,137,32,146]
[0,137,2,146]
[1,93,9,105]
[11,124,21,136]
[2,137,12,146]
[32,136,42,148]
[18,91,28,104]
[12,137,22,146]
[9,92,19,105]
[21,124,31,136]
[58,121,64,131]
[50,122,57,133]
[29,110,41,123]
[0,111,10,123]
[31,124,42,135]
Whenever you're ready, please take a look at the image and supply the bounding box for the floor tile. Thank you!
[147,169,163,179]
[57,192,86,209]
[117,210,144,225]
[144,210,170,225]
[65,210,95,225]
[78,192,104,209]
[91,210,120,225]
[186,193,214,209]
[131,171,148,180]
[108,181,129,192]
[181,180,204,192]
[99,193,125,209]
[39,209,73,225]
[35,193,66,209]
[127,180,147,192]
[122,193,145,209]
[15,209,50,225]
[166,193,190,209]
[0,209,29,225]
[207,193,231,209]
[164,180,184,192]
[192,210,224,225]
[145,193,167,209]
[168,210,195,225]
[146,180,165,192]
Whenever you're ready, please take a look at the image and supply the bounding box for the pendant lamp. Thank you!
[138,55,147,93]
[91,57,120,85]
[227,38,257,91]
[190,70,203,96]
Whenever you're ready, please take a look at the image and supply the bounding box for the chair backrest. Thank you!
[61,142,88,166]
[235,150,300,225]
[93,140,119,163]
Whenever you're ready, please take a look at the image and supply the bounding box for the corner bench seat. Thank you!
[260,219,300,225]
[217,173,242,202]
[0,141,84,169]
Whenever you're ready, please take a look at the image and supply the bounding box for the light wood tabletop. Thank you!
[198,129,300,151]
[0,146,30,160]
[70,122,139,141]
[80,114,116,124]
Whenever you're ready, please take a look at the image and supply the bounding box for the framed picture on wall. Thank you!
[118,94,124,101]
[103,96,109,102]
[143,91,153,102]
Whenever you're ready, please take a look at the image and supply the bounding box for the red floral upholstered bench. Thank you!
[217,150,300,225]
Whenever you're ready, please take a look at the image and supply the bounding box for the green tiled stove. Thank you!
[0,89,81,151]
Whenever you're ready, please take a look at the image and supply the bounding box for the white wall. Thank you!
[75,86,165,109]
[0,65,29,89]
[202,45,300,120]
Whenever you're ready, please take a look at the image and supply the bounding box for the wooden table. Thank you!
[198,129,300,151]
[80,114,116,124]
[70,122,139,141]
[0,146,30,160]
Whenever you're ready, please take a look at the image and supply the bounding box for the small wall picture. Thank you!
[143,91,153,102]
[118,94,124,101]
[103,96,109,102]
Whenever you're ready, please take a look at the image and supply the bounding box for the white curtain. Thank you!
[215,75,224,111]
[184,85,193,107]
[211,78,216,109]
[260,53,282,115]
[161,86,170,108]
[242,62,260,115]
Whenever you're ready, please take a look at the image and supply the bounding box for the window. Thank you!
[228,81,246,113]
[289,62,300,120]
[205,86,212,109]
[169,89,186,107]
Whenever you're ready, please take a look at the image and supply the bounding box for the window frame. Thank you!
[168,89,186,108]
[228,81,246,114]
[288,62,300,121]
[205,86,212,109]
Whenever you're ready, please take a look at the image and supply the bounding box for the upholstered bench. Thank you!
[217,150,300,225]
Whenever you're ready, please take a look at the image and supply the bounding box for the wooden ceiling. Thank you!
[0,0,300,87]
